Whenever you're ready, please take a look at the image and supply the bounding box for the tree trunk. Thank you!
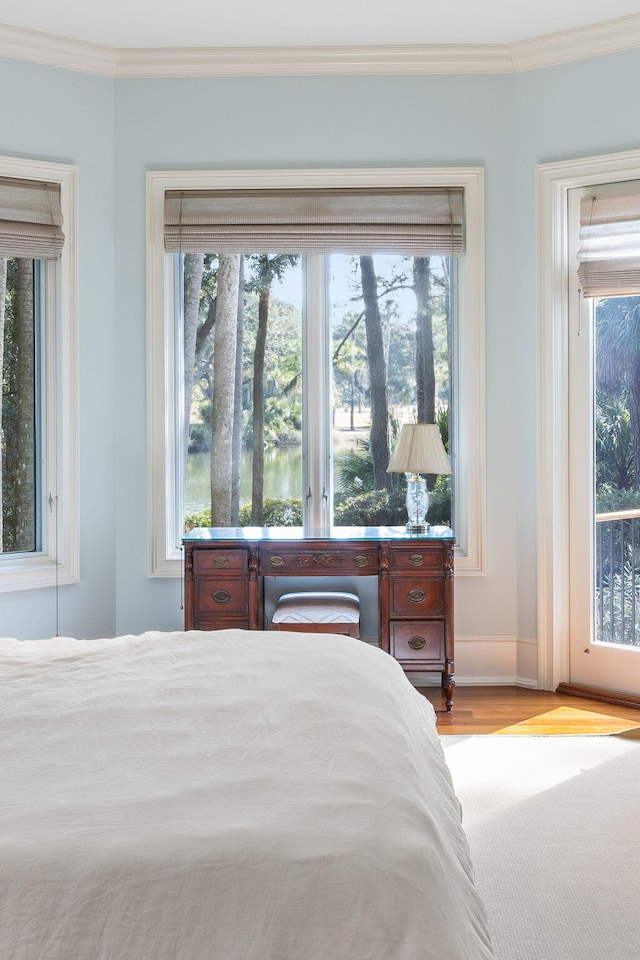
[182,253,205,464]
[359,256,390,489]
[8,260,36,551]
[0,257,6,549]
[251,286,269,524]
[413,257,435,425]
[210,255,240,525]
[230,258,245,524]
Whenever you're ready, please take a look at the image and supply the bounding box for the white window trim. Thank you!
[0,155,79,592]
[146,166,486,578]
[536,147,640,689]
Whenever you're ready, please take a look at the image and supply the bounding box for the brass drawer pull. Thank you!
[354,555,369,568]
[212,590,231,604]
[408,636,427,650]
[409,554,424,566]
[269,556,285,567]
[213,556,229,568]
[408,589,427,603]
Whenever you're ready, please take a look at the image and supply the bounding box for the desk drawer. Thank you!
[194,577,248,615]
[193,548,248,575]
[388,544,444,572]
[390,577,444,616]
[390,621,444,662]
[260,546,378,576]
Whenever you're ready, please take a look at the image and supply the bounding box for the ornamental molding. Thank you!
[1,15,640,79]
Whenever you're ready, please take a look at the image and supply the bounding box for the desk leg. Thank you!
[378,542,390,653]
[443,661,455,712]
[248,547,260,631]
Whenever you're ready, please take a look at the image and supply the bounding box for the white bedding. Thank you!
[0,629,493,959]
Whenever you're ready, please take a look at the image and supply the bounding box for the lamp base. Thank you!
[406,521,430,534]
[405,475,430,533]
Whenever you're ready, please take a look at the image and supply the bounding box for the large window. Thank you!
[147,168,485,577]
[0,157,78,592]
[180,252,454,531]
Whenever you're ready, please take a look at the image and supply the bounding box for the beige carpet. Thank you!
[493,705,640,735]
[442,735,640,960]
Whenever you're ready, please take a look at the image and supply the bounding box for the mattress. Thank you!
[0,629,493,959]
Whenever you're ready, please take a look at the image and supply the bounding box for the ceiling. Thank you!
[0,0,639,50]
[1,1,640,77]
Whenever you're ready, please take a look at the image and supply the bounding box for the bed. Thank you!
[0,629,494,959]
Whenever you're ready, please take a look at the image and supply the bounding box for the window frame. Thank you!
[146,167,486,577]
[0,155,79,592]
[536,147,640,689]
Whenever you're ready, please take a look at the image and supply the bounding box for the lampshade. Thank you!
[387,423,451,476]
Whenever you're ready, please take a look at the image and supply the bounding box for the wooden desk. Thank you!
[183,526,455,710]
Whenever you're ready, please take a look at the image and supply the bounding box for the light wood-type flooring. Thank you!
[418,685,640,735]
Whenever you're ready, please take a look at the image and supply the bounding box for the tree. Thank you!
[2,259,36,551]
[359,255,391,489]
[210,255,241,525]
[413,256,436,424]
[0,257,6,548]
[230,257,245,523]
[182,253,205,462]
[246,255,298,525]
[596,297,640,491]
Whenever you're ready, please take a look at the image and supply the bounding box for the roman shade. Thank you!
[577,192,640,298]
[164,186,464,256]
[0,177,64,260]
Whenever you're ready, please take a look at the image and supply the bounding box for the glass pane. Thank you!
[330,254,453,528]
[0,257,39,554]
[183,254,303,530]
[594,295,640,646]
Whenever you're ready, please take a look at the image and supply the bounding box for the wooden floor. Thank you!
[418,685,640,734]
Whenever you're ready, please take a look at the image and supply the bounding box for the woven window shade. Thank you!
[164,187,464,256]
[577,192,640,298]
[0,177,64,260]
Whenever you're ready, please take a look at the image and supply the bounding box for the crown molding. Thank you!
[0,23,118,76]
[117,43,514,77]
[1,15,640,79]
[511,13,640,72]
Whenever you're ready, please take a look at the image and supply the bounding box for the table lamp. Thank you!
[387,422,451,533]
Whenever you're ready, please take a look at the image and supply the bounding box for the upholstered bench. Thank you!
[271,591,360,638]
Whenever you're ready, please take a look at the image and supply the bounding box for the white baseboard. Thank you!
[363,634,539,688]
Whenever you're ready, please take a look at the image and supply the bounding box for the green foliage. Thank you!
[335,439,375,495]
[596,487,640,514]
[334,475,451,527]
[185,497,302,531]
[238,498,302,526]
[188,421,210,454]
[243,395,301,449]
[334,489,406,526]
[184,508,212,533]
[595,388,635,493]
[597,561,640,647]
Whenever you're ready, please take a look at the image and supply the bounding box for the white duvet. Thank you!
[0,629,493,959]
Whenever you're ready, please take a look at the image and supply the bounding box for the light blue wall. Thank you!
[113,73,517,638]
[1,48,640,662]
[0,59,116,640]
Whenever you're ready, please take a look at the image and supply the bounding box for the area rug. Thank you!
[492,705,640,735]
[442,735,640,960]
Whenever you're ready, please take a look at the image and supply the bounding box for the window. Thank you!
[147,168,485,577]
[0,157,78,592]
[537,148,640,690]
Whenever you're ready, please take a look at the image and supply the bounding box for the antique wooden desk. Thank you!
[183,526,455,710]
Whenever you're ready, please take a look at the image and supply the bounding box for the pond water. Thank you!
[185,429,366,516]
[185,446,303,515]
